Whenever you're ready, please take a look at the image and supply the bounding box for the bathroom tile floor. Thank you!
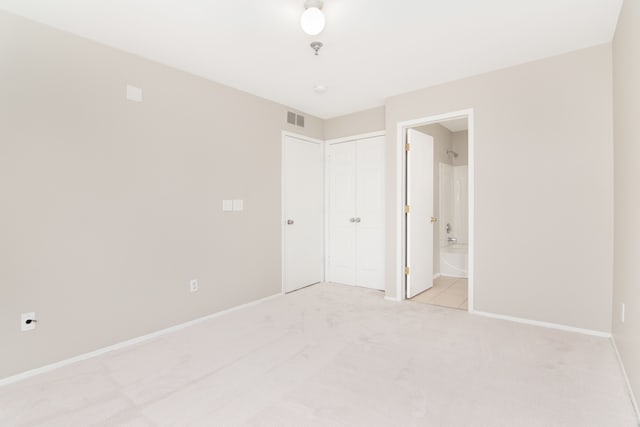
[410,276,468,310]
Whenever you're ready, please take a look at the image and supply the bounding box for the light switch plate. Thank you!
[126,85,143,102]
[222,200,233,211]
[233,199,244,211]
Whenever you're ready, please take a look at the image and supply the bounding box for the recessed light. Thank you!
[314,84,328,94]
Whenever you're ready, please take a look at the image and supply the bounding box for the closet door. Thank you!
[327,142,357,285]
[355,137,386,290]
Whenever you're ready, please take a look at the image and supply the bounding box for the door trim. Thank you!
[324,131,386,287]
[394,109,475,311]
[281,131,325,294]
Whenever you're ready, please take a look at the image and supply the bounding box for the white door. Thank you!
[327,142,357,285]
[283,135,323,293]
[355,137,385,290]
[406,129,435,298]
[327,137,385,290]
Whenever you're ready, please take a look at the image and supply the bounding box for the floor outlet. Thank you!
[190,279,199,293]
[21,312,37,331]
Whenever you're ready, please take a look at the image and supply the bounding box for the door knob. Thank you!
[350,218,356,223]
[355,217,361,223]
[430,217,438,223]
[287,219,294,225]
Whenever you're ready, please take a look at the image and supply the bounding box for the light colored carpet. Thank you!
[0,283,636,426]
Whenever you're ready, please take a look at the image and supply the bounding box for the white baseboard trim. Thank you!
[384,295,401,302]
[471,309,611,338]
[610,337,640,423]
[433,273,441,280]
[0,292,284,388]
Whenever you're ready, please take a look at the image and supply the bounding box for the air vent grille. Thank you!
[286,111,305,128]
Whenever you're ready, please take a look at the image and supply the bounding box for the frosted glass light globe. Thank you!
[301,7,325,35]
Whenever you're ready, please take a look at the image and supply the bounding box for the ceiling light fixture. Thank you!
[301,0,325,36]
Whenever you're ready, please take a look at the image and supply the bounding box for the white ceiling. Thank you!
[440,118,468,133]
[0,0,623,119]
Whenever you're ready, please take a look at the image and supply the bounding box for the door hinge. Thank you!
[404,266,410,275]
[404,205,411,214]
[405,143,410,151]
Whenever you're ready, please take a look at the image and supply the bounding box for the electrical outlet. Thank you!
[21,312,36,331]
[621,303,625,323]
[190,279,199,293]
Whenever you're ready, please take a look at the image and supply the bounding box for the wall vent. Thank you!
[286,111,305,128]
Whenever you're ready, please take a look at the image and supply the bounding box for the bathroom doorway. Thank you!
[398,110,473,311]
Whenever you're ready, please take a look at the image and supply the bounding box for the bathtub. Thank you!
[440,243,468,278]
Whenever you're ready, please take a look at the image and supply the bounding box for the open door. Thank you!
[283,135,323,293]
[406,129,435,298]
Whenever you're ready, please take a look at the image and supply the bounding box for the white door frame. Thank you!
[325,131,386,286]
[394,109,475,311]
[281,131,325,294]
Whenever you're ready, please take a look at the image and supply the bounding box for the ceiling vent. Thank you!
[286,111,305,128]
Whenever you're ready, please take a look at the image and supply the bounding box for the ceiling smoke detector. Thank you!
[314,84,328,94]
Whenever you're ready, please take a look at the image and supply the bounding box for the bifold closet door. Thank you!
[327,136,385,290]
[355,136,385,290]
[327,142,357,285]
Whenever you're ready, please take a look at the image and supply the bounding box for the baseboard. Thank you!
[471,309,611,338]
[0,292,284,387]
[433,273,441,280]
[384,295,401,302]
[610,337,640,423]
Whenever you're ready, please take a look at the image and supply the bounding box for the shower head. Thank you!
[446,149,459,158]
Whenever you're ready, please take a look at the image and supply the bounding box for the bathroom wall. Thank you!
[439,163,469,247]
[450,131,469,245]
[451,131,469,166]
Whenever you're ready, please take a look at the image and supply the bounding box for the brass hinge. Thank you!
[404,266,410,275]
[404,205,411,214]
[405,143,410,151]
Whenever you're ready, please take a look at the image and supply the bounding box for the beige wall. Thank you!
[324,106,385,140]
[385,44,614,332]
[0,8,623,381]
[0,12,322,378]
[613,0,640,412]
[451,131,468,167]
